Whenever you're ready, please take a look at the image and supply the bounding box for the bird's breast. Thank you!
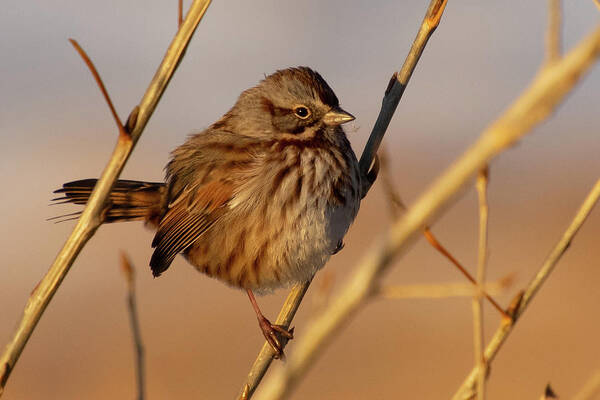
[185,140,360,293]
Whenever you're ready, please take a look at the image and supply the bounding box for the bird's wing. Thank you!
[149,177,233,277]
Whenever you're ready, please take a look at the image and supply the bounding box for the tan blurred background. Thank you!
[1,1,599,399]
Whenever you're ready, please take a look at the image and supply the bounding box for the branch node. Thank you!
[384,72,398,97]
[506,290,524,321]
[125,106,140,136]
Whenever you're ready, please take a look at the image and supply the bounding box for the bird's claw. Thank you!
[257,316,294,359]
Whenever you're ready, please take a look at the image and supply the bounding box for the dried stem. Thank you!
[545,0,562,66]
[254,27,600,400]
[120,252,145,400]
[237,1,448,397]
[379,150,407,217]
[0,1,212,395]
[452,179,600,400]
[379,274,513,299]
[473,168,489,400]
[572,370,600,400]
[178,0,184,28]
[68,39,128,138]
[422,227,507,317]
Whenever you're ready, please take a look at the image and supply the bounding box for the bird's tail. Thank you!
[51,179,166,225]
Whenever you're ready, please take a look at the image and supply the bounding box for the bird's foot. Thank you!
[256,315,294,359]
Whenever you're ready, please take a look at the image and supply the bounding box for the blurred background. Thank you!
[1,1,599,399]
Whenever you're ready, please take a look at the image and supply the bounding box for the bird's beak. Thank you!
[322,107,355,126]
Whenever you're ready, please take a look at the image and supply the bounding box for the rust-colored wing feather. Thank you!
[150,179,233,277]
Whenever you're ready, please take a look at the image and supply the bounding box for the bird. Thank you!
[53,67,361,357]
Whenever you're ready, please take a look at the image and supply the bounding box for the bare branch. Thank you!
[545,0,562,66]
[379,150,407,217]
[178,0,184,28]
[379,274,513,299]
[120,252,145,400]
[473,167,489,400]
[253,26,600,400]
[572,370,600,400]
[0,1,212,395]
[452,179,600,400]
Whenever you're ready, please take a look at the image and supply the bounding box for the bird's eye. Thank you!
[293,106,311,119]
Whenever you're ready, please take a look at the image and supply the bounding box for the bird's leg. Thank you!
[246,289,294,359]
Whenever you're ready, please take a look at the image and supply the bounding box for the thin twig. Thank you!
[379,150,407,218]
[253,27,600,400]
[0,1,212,395]
[572,370,600,400]
[380,150,507,317]
[452,179,600,400]
[178,0,183,28]
[422,228,508,318]
[379,274,513,299]
[473,168,489,400]
[237,1,448,397]
[238,281,311,400]
[545,0,562,66]
[120,252,145,400]
[68,39,128,138]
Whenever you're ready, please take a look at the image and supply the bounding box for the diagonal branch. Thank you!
[253,26,600,400]
[572,370,600,400]
[452,179,600,400]
[237,1,449,398]
[0,1,212,396]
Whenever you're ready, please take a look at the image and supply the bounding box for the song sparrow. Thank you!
[54,67,361,357]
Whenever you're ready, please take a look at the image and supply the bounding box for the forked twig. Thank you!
[0,1,212,395]
[380,150,507,317]
[237,1,449,398]
[422,228,507,317]
[254,27,600,400]
[452,179,600,400]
